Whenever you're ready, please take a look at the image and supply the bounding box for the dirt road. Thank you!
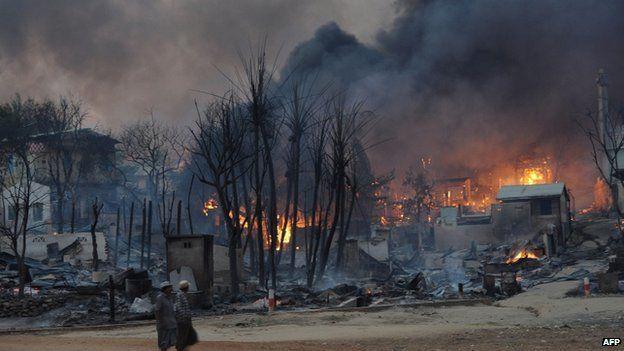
[1,281,622,351]
[0,325,621,351]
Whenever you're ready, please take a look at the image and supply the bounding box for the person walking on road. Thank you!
[155,281,177,351]
[174,280,195,350]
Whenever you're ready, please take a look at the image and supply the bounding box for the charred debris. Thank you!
[0,65,623,328]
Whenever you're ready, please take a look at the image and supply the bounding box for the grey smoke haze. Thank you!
[1,0,623,205]
[282,0,624,204]
[0,0,392,126]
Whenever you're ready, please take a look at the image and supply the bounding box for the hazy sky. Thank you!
[0,0,394,128]
[2,0,624,205]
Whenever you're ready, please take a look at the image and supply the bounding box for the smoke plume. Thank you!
[1,0,624,205]
[282,0,624,205]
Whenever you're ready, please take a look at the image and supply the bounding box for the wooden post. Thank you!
[114,208,120,268]
[146,201,153,271]
[109,275,115,322]
[70,200,76,234]
[176,200,182,236]
[126,202,135,268]
[140,199,146,269]
[187,175,195,235]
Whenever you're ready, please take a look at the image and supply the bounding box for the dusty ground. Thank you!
[1,281,622,351]
[0,325,621,351]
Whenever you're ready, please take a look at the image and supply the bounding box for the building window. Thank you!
[32,203,44,222]
[539,199,552,216]
[183,241,192,249]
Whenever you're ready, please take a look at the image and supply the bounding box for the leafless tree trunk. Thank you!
[139,198,146,269]
[191,95,249,299]
[91,197,104,271]
[317,96,373,281]
[277,172,292,260]
[578,105,624,238]
[0,95,47,296]
[239,162,257,275]
[119,111,186,237]
[147,200,153,270]
[70,199,76,233]
[277,77,327,275]
[186,174,195,235]
[176,200,182,235]
[253,126,266,287]
[237,43,281,289]
[37,97,86,234]
[306,113,330,287]
[114,207,120,267]
[126,202,135,268]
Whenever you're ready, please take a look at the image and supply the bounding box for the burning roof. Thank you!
[496,183,566,201]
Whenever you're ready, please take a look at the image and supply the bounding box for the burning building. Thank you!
[432,149,569,250]
[432,177,471,208]
[493,183,571,253]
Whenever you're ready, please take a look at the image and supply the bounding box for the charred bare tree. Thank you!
[403,166,433,223]
[126,201,135,267]
[403,165,433,250]
[176,199,182,235]
[114,207,120,267]
[119,112,185,235]
[186,174,195,235]
[139,198,146,269]
[342,149,361,251]
[0,96,47,296]
[158,190,176,237]
[191,95,249,299]
[37,97,87,234]
[578,103,624,238]
[146,200,153,270]
[277,164,292,261]
[238,161,257,275]
[306,109,330,287]
[281,77,326,275]
[236,42,281,289]
[317,96,373,280]
[90,197,104,271]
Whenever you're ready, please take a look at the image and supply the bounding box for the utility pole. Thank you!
[114,208,120,267]
[146,200,153,270]
[126,202,135,268]
[140,199,146,269]
[108,275,115,323]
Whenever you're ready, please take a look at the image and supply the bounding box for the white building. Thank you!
[1,181,52,233]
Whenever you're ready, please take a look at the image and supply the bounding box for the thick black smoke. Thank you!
[282,0,624,205]
[1,1,623,205]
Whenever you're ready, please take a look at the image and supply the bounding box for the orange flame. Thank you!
[520,168,549,185]
[506,248,539,264]
[380,216,389,226]
[202,199,218,215]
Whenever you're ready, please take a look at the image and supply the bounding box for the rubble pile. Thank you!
[0,294,68,318]
[0,211,622,330]
[57,293,132,326]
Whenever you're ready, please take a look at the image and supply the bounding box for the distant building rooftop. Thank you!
[30,128,119,144]
[435,177,470,184]
[496,183,565,201]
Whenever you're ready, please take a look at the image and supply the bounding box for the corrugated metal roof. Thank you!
[496,183,565,201]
